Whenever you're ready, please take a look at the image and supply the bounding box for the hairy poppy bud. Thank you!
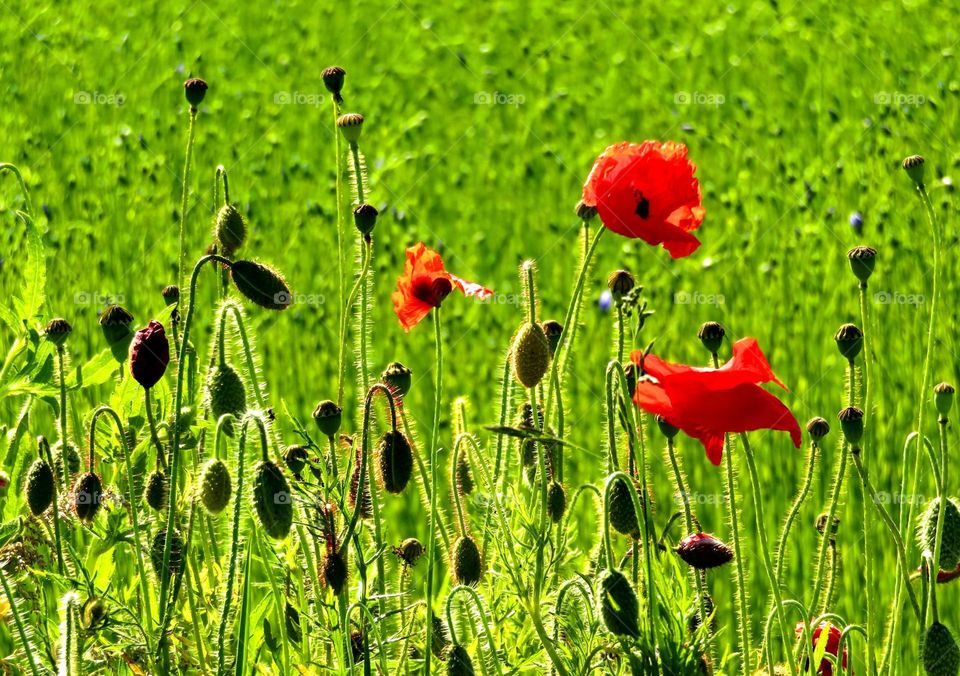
[547,481,566,523]
[382,362,413,397]
[26,455,55,515]
[214,204,247,256]
[430,615,450,658]
[575,200,597,221]
[321,66,346,102]
[511,322,551,388]
[676,532,734,569]
[100,304,134,362]
[200,458,232,514]
[312,400,342,438]
[597,569,640,637]
[935,382,955,419]
[143,470,167,511]
[697,321,725,355]
[207,365,247,433]
[230,260,292,310]
[656,415,679,439]
[394,538,425,567]
[73,472,103,523]
[902,154,926,187]
[451,535,482,586]
[130,321,170,389]
[161,285,180,306]
[837,406,864,446]
[321,550,348,594]
[455,454,473,496]
[608,475,639,537]
[446,645,475,676]
[349,443,372,519]
[151,529,184,576]
[336,113,364,144]
[834,323,863,361]
[847,246,877,284]
[284,445,309,475]
[607,269,635,301]
[923,622,960,675]
[53,440,81,480]
[541,320,563,356]
[183,78,207,107]
[253,460,293,539]
[807,417,830,441]
[919,497,960,571]
[377,430,414,494]
[353,203,378,236]
[44,318,72,346]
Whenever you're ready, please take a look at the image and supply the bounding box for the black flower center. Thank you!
[634,190,650,219]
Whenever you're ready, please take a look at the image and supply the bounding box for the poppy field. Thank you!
[1,1,959,674]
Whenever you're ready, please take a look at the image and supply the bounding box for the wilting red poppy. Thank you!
[129,320,170,389]
[391,243,492,331]
[632,337,801,465]
[581,141,705,259]
[796,621,847,675]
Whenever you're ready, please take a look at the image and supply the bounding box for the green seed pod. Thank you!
[381,361,413,397]
[451,535,483,586]
[73,472,102,523]
[511,322,551,388]
[321,550,348,595]
[697,322,725,355]
[312,400,342,438]
[541,320,563,356]
[547,481,566,523]
[806,417,830,441]
[377,430,414,494]
[847,246,877,284]
[283,445,309,476]
[214,204,247,256]
[903,154,926,187]
[919,497,960,571]
[199,458,232,515]
[336,113,364,144]
[253,460,293,539]
[183,78,208,107]
[608,476,640,537]
[52,440,81,481]
[597,569,640,638]
[230,260,292,310]
[151,529,184,577]
[446,645,476,675]
[834,323,864,361]
[923,621,960,676]
[575,200,597,221]
[321,66,346,102]
[143,470,168,512]
[44,318,72,347]
[837,406,864,446]
[207,364,247,433]
[935,383,956,420]
[25,457,55,515]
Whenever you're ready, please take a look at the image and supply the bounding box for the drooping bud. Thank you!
[597,569,640,638]
[199,458,232,514]
[312,400,343,438]
[446,645,475,676]
[676,532,734,569]
[151,529,184,576]
[902,154,926,187]
[214,204,247,256]
[321,550,348,595]
[834,323,864,361]
[230,260,292,310]
[431,615,450,659]
[73,472,103,523]
[336,113,364,144]
[806,416,830,441]
[656,415,679,439]
[935,382,955,419]
[393,538,425,567]
[608,475,640,537]
[919,497,960,571]
[541,320,563,356]
[382,362,413,397]
[377,430,414,494]
[161,285,180,306]
[575,200,597,221]
[607,270,635,302]
[82,597,106,630]
[353,204,378,236]
[451,535,483,586]
[348,441,371,519]
[129,321,170,389]
[44,318,72,346]
[252,459,293,539]
[143,470,168,511]
[511,322,551,388]
[455,454,473,496]
[183,78,208,107]
[697,321,725,355]
[547,481,566,523]
[321,66,346,103]
[99,304,134,362]
[25,451,55,516]
[923,622,960,676]
[837,406,864,446]
[847,246,877,284]
[207,364,247,433]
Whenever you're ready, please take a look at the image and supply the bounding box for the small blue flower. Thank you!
[849,211,863,234]
[598,290,613,312]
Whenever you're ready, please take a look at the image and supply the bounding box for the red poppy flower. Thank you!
[632,337,801,465]
[129,320,170,389]
[796,621,847,675]
[581,141,705,259]
[392,243,492,331]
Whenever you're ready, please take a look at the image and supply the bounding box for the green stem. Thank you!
[144,388,166,468]
[809,438,847,616]
[0,163,33,214]
[0,568,41,676]
[425,309,443,676]
[177,108,198,291]
[38,437,66,576]
[776,442,818,585]
[333,98,346,406]
[56,346,70,492]
[337,243,371,405]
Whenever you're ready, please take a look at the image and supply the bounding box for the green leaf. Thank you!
[12,211,45,324]
[68,349,120,390]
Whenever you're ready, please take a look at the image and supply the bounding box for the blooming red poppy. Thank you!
[581,141,705,259]
[796,621,847,675]
[392,243,492,331]
[632,337,801,465]
[129,320,170,389]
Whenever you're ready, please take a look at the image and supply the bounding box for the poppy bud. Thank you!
[834,323,863,361]
[919,497,960,571]
[923,622,960,675]
[816,512,840,542]
[130,321,170,389]
[230,260,292,310]
[143,470,168,511]
[321,66,346,102]
[575,200,597,221]
[82,597,106,630]
[44,318,72,346]
[393,537,425,567]
[199,458,232,514]
[353,203,378,236]
[806,417,830,442]
[73,472,103,523]
[597,569,640,638]
[607,269,635,302]
[285,602,302,644]
[100,304,134,362]
[26,454,55,515]
[445,645,475,675]
[656,415,679,439]
[214,204,247,256]
[547,481,566,523]
[935,382,955,419]
[676,532,734,569]
[349,443,372,519]
[511,322,551,388]
[53,440,81,481]
[312,400,343,438]
[253,460,293,540]
[377,430,413,494]
[902,154,926,187]
[455,454,473,496]
[451,535,483,586]
[837,406,864,446]
[151,529,184,576]
[321,550,348,594]
[697,322,725,355]
[161,285,180,306]
[207,364,247,433]
[183,78,207,107]
[541,320,563,356]
[847,246,877,284]
[382,361,413,396]
[336,113,364,144]
[284,445,309,475]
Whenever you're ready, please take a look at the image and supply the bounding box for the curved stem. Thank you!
[445,586,504,676]
[0,163,33,214]
[451,435,472,537]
